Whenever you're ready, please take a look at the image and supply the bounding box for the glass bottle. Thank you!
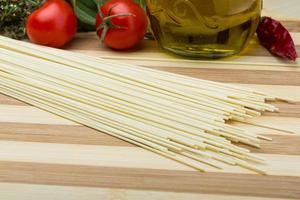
[146,0,262,58]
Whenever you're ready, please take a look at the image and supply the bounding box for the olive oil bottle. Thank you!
[146,0,262,58]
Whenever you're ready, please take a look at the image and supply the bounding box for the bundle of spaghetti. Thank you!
[0,35,291,174]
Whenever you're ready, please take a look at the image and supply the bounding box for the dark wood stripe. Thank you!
[0,161,299,199]
[281,20,300,32]
[265,102,300,118]
[242,42,300,57]
[0,123,132,147]
[0,94,26,106]
[151,68,300,86]
[238,135,300,155]
[0,123,299,155]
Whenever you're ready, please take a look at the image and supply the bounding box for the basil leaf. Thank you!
[134,0,147,9]
[72,0,97,26]
[72,0,148,31]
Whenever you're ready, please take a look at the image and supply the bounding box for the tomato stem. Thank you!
[97,11,134,42]
[100,25,109,42]
[104,13,134,21]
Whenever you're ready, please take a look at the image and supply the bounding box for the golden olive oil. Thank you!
[146,0,262,58]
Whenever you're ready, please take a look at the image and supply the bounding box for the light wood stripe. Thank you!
[71,36,300,73]
[1,101,299,118]
[0,182,293,200]
[0,123,299,155]
[290,32,300,44]
[0,105,76,125]
[1,162,299,199]
[74,31,300,49]
[263,0,300,19]
[71,33,300,69]
[71,43,300,60]
[0,105,299,135]
[97,58,300,72]
[2,85,300,118]
[0,140,190,171]
[0,100,299,118]
[0,106,299,135]
[2,84,299,104]
[1,140,300,176]
[76,51,300,71]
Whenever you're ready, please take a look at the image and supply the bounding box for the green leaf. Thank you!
[72,0,148,31]
[134,0,147,9]
[93,0,108,7]
[72,0,97,26]
[80,0,97,10]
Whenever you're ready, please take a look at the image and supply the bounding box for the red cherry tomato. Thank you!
[26,0,77,48]
[96,0,148,50]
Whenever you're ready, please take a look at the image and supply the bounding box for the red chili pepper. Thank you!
[256,17,297,61]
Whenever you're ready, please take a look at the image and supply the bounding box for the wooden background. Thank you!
[0,3,300,200]
[264,0,300,19]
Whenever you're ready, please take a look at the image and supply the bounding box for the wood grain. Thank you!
[264,0,300,19]
[0,6,300,200]
[1,162,300,199]
[1,140,300,176]
[0,94,26,106]
[0,123,132,147]
[1,183,292,200]
[0,123,298,155]
[148,67,300,85]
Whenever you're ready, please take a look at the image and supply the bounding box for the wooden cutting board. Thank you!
[0,10,300,200]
